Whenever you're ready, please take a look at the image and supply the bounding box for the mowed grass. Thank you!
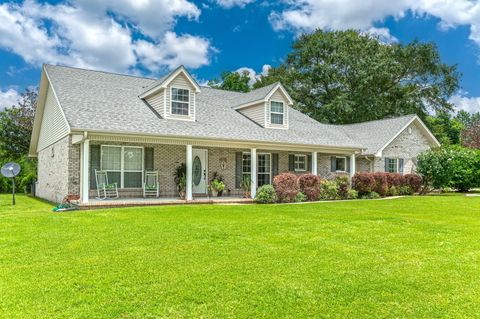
[1,195,480,318]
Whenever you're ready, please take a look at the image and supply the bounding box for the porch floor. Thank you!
[79,196,253,209]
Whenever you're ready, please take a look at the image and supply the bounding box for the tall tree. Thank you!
[461,120,480,148]
[426,111,464,145]
[208,71,251,93]
[254,30,460,124]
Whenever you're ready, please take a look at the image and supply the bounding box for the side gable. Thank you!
[29,67,70,156]
[376,116,440,158]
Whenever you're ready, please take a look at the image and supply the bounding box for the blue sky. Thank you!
[1,0,480,113]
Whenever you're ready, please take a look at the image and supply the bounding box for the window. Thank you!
[242,153,251,180]
[171,87,189,116]
[257,153,271,187]
[335,156,346,172]
[387,158,398,173]
[294,154,306,171]
[101,145,144,188]
[270,101,284,125]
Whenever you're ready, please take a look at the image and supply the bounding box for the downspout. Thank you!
[364,155,374,173]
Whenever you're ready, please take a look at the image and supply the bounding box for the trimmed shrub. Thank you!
[361,191,381,199]
[387,185,399,196]
[352,173,375,195]
[294,192,307,202]
[298,174,321,201]
[386,173,405,187]
[399,185,414,195]
[273,173,299,203]
[254,184,277,204]
[335,175,350,199]
[404,174,422,192]
[319,180,339,200]
[347,189,358,199]
[372,173,389,197]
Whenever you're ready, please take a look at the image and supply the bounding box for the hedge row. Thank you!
[351,173,422,197]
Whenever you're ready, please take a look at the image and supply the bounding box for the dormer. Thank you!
[140,66,201,122]
[233,83,293,129]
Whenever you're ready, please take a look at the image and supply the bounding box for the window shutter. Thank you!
[144,147,154,171]
[307,155,312,171]
[272,153,279,178]
[399,158,404,174]
[288,154,295,171]
[330,156,336,172]
[235,152,242,188]
[384,158,389,172]
[346,156,351,173]
[90,145,101,190]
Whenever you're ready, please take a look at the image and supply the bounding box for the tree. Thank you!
[462,119,480,148]
[254,30,460,124]
[208,71,251,93]
[425,111,464,145]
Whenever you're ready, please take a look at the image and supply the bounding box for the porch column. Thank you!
[250,148,257,199]
[80,139,90,204]
[186,145,193,200]
[312,151,318,175]
[349,153,356,180]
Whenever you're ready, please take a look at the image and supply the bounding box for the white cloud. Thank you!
[0,0,211,74]
[270,0,480,47]
[0,88,21,110]
[449,93,480,113]
[364,27,398,43]
[216,0,255,8]
[235,64,271,85]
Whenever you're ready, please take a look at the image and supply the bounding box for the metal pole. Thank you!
[12,177,15,205]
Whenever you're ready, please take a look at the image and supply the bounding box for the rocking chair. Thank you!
[143,171,159,198]
[95,170,119,200]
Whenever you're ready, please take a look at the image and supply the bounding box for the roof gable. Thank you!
[232,83,293,109]
[139,65,201,99]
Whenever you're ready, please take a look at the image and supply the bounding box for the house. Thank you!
[29,64,440,204]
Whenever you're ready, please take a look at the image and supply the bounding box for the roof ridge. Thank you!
[342,114,417,127]
[44,64,158,81]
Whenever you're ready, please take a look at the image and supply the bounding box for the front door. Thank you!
[192,149,208,194]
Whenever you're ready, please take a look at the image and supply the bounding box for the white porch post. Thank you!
[250,148,257,199]
[349,153,356,180]
[80,139,90,204]
[186,145,193,200]
[312,151,318,175]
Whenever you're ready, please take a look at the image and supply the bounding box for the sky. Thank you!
[1,0,480,114]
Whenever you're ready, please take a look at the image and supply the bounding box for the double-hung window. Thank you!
[257,153,271,187]
[270,101,284,125]
[335,156,347,172]
[242,153,251,181]
[101,145,144,188]
[171,87,189,116]
[294,154,306,172]
[387,158,398,173]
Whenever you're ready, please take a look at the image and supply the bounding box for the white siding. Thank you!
[165,73,196,121]
[266,89,289,129]
[145,89,165,117]
[37,85,69,152]
[239,102,266,127]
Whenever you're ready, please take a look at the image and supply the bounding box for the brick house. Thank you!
[29,64,440,204]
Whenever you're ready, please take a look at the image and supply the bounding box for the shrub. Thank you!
[319,180,339,200]
[372,173,389,197]
[352,173,375,195]
[254,184,277,204]
[347,189,358,199]
[273,173,299,203]
[294,192,307,202]
[399,185,414,195]
[404,174,422,192]
[298,174,321,201]
[387,185,399,196]
[386,173,405,187]
[335,175,350,199]
[361,191,381,199]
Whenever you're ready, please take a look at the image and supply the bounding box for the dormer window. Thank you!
[270,101,284,125]
[171,87,189,116]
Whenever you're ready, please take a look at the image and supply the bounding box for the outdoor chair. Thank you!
[95,170,119,200]
[143,171,159,198]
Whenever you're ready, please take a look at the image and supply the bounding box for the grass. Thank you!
[1,194,479,318]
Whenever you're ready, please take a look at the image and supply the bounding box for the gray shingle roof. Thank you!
[231,82,279,108]
[343,114,417,154]
[43,65,419,152]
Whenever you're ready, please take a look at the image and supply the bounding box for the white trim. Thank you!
[269,100,285,126]
[139,66,201,98]
[80,139,90,203]
[250,148,257,198]
[100,145,144,189]
[44,67,71,135]
[170,87,190,116]
[335,156,347,173]
[312,152,318,175]
[257,152,272,186]
[374,116,441,157]
[294,154,307,172]
[265,83,294,105]
[349,153,356,180]
[186,145,193,200]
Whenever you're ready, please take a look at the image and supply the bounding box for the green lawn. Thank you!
[1,195,479,318]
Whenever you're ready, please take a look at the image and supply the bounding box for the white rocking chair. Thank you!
[143,171,159,198]
[95,170,119,200]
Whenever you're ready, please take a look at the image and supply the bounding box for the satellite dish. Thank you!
[1,162,21,178]
[1,162,21,205]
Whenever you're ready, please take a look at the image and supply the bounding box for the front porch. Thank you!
[75,133,359,204]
